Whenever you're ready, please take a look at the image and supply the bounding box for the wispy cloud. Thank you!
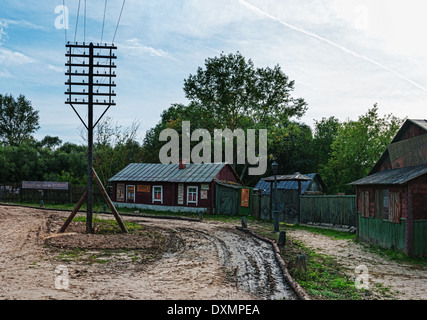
[0,47,35,65]
[238,0,427,93]
[2,19,44,30]
[121,38,180,61]
[0,20,7,42]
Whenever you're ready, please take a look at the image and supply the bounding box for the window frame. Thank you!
[187,186,198,206]
[126,185,135,203]
[152,185,163,204]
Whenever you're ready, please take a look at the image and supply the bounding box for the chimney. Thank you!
[179,159,186,169]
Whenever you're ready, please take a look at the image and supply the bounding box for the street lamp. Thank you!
[272,161,279,233]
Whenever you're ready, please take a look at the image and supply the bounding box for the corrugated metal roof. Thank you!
[262,173,313,182]
[109,162,230,183]
[255,173,319,195]
[349,165,427,186]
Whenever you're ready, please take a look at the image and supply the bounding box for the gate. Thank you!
[216,185,238,215]
[258,189,300,223]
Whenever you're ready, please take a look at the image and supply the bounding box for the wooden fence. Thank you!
[299,195,357,227]
[0,182,106,204]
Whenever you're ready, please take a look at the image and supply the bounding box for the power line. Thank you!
[63,0,67,43]
[74,0,81,43]
[84,0,86,43]
[100,0,107,44]
[112,0,126,44]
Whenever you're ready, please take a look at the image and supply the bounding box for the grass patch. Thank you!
[360,241,427,267]
[283,238,370,300]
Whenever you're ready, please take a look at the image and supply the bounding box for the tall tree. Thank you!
[312,116,341,172]
[183,51,307,130]
[320,105,404,194]
[0,94,40,146]
[144,52,307,181]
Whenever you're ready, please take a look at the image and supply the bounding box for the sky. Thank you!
[0,0,426,145]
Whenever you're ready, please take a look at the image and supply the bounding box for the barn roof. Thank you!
[349,164,427,186]
[370,119,427,175]
[109,162,241,184]
[254,173,326,195]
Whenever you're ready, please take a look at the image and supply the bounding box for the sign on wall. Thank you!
[241,188,250,207]
[388,134,427,169]
[137,185,151,193]
[177,183,184,205]
[117,184,125,201]
[22,181,69,190]
[201,190,208,200]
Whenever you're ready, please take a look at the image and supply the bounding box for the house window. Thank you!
[126,185,135,202]
[153,186,163,203]
[187,186,198,205]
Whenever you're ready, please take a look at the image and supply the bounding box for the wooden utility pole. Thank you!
[63,42,127,234]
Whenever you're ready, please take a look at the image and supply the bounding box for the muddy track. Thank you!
[0,206,298,300]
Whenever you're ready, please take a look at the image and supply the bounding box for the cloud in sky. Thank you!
[0,0,426,144]
[239,0,427,93]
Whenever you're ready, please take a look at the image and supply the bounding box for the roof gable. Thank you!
[370,119,427,175]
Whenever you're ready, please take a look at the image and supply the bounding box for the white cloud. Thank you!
[0,20,7,42]
[121,38,178,60]
[0,47,35,65]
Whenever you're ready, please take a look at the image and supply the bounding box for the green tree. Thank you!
[312,116,342,172]
[183,51,307,130]
[143,52,307,182]
[320,105,404,194]
[0,94,40,146]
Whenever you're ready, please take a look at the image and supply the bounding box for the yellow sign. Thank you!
[137,185,151,193]
[241,188,250,207]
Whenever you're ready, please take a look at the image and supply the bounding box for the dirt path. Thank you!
[286,228,427,300]
[0,205,297,300]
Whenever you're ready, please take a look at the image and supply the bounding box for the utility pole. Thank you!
[65,41,120,234]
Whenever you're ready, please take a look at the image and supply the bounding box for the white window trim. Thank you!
[126,185,135,203]
[187,186,198,206]
[152,185,163,204]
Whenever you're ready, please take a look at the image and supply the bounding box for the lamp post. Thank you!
[272,161,279,233]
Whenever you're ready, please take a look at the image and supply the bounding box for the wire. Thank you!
[84,0,86,43]
[112,0,125,44]
[63,0,67,43]
[100,0,107,44]
[74,0,81,43]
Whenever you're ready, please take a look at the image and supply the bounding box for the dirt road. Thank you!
[0,205,297,300]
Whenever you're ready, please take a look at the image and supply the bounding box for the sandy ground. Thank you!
[0,205,296,300]
[285,228,427,300]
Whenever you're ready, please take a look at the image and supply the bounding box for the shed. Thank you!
[349,119,427,257]
[108,162,252,215]
[253,173,327,223]
[255,173,327,195]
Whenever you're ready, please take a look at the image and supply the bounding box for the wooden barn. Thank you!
[350,119,427,257]
[109,161,252,215]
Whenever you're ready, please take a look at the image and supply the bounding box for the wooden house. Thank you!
[350,119,427,257]
[109,161,252,215]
